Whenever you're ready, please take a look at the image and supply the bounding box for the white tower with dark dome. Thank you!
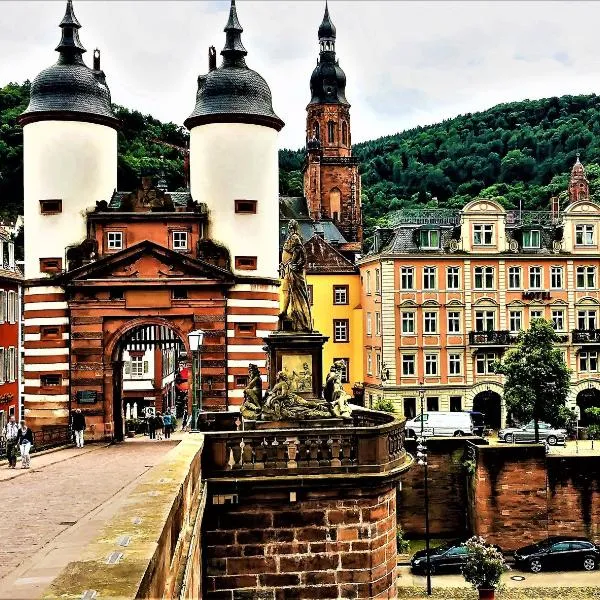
[19,0,118,279]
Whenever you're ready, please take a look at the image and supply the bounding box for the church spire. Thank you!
[569,153,589,204]
[55,0,86,64]
[318,1,336,54]
[221,0,247,67]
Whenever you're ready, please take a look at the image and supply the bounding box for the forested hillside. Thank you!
[280,94,600,232]
[0,82,187,219]
[3,82,600,236]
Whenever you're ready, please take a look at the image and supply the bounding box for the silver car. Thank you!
[498,421,567,445]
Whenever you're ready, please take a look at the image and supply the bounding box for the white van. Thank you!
[405,411,474,438]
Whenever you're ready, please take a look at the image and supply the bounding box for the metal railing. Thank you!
[572,329,600,344]
[469,330,515,346]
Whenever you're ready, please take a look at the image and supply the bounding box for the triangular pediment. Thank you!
[66,240,234,284]
[305,235,356,274]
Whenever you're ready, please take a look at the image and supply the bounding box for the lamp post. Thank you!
[417,383,432,596]
[187,329,204,430]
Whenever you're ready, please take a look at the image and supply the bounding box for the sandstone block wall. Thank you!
[203,486,398,599]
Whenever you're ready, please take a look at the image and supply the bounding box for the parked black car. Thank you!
[469,411,486,436]
[410,540,502,574]
[514,537,600,573]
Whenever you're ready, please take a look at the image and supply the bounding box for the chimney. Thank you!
[93,48,101,71]
[551,196,560,220]
[208,46,217,71]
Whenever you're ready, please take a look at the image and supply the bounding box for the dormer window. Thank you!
[473,224,493,246]
[419,228,440,249]
[172,231,188,250]
[106,231,123,251]
[522,229,541,249]
[576,224,595,246]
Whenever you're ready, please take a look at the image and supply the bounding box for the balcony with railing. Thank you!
[469,330,515,346]
[572,329,600,344]
[200,408,409,480]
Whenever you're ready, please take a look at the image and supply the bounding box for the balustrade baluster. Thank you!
[329,436,341,467]
[231,440,243,469]
[285,436,299,469]
[254,440,266,469]
[265,436,277,468]
[308,437,319,467]
[242,439,254,469]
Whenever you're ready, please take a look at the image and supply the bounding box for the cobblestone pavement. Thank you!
[0,439,177,583]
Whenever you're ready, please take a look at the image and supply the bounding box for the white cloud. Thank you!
[1,1,599,149]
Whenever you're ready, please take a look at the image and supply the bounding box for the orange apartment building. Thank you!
[360,158,600,428]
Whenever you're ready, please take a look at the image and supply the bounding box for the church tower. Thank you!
[303,2,362,244]
[569,153,590,204]
[19,0,118,279]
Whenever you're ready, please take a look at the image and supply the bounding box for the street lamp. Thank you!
[187,329,205,430]
[417,382,432,596]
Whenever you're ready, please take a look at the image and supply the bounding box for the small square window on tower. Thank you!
[172,231,188,250]
[234,200,257,214]
[39,257,62,274]
[106,231,123,251]
[39,199,62,215]
[235,256,257,270]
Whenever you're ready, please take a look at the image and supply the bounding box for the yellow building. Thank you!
[305,235,363,396]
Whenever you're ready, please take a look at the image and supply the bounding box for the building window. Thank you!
[447,311,461,333]
[235,322,256,337]
[419,229,440,249]
[39,199,62,214]
[401,311,415,334]
[375,312,381,336]
[366,312,372,336]
[130,356,148,378]
[552,309,565,332]
[447,267,460,290]
[366,271,371,294]
[476,352,496,375]
[7,291,16,324]
[576,224,595,246]
[522,229,541,249]
[341,121,348,146]
[235,256,257,270]
[376,353,382,377]
[39,257,62,273]
[235,375,249,388]
[475,310,495,331]
[402,354,415,376]
[529,266,542,289]
[334,357,350,383]
[107,231,123,250]
[578,310,597,330]
[423,267,436,290]
[307,285,314,305]
[333,319,349,342]
[576,266,596,289]
[508,267,521,289]
[327,121,335,143]
[41,374,62,387]
[473,224,493,245]
[333,285,349,305]
[424,353,438,376]
[530,309,543,321]
[172,231,188,250]
[509,310,522,333]
[448,353,462,375]
[551,266,563,289]
[403,398,416,418]
[0,291,5,323]
[450,396,462,412]
[375,268,381,294]
[172,288,188,300]
[580,351,598,373]
[427,397,439,411]
[367,353,373,375]
[424,311,437,334]
[474,266,494,290]
[41,325,62,340]
[401,267,414,290]
[0,348,4,383]
[234,199,257,214]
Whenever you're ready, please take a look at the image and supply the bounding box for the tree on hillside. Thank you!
[494,319,571,443]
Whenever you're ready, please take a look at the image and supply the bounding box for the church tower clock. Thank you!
[303,2,362,244]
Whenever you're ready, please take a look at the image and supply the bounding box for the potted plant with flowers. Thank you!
[461,536,508,599]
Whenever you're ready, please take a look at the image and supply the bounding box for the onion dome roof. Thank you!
[184,0,284,132]
[19,0,118,129]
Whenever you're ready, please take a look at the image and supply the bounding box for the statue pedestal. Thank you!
[263,331,329,398]
[243,418,346,431]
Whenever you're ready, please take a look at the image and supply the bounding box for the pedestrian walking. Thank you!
[155,412,164,441]
[180,408,188,431]
[72,408,86,448]
[148,412,156,440]
[16,421,34,469]
[3,415,19,468]
[163,409,173,439]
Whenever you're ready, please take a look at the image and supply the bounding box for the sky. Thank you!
[1,1,600,149]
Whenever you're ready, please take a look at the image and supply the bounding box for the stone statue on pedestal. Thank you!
[240,364,264,419]
[324,361,352,419]
[278,220,313,332]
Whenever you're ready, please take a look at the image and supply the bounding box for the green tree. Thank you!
[494,319,571,443]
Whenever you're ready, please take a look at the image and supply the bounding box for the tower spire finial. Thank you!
[55,0,86,64]
[221,0,247,66]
